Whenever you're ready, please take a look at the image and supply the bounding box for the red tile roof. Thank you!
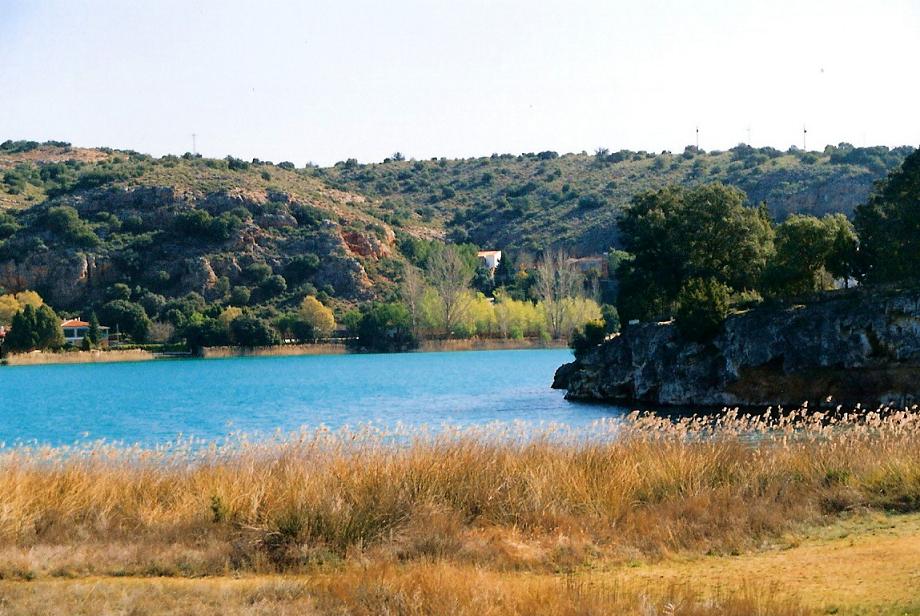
[61,319,90,328]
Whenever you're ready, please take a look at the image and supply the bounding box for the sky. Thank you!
[1,0,918,166]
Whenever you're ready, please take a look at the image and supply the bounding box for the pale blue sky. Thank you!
[2,0,918,165]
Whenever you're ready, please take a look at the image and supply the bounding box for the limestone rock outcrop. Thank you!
[554,289,920,407]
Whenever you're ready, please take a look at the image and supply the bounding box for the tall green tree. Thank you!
[34,304,64,349]
[5,305,39,352]
[4,304,63,352]
[347,302,418,352]
[616,183,774,321]
[99,300,151,342]
[761,214,854,297]
[854,148,920,283]
[87,312,101,345]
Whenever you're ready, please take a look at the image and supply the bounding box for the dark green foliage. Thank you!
[399,234,435,268]
[285,254,320,284]
[0,212,20,240]
[138,292,167,317]
[87,312,101,345]
[99,300,151,342]
[230,314,279,347]
[675,278,730,342]
[4,305,39,352]
[106,283,132,302]
[601,304,620,334]
[761,214,856,297]
[229,287,252,306]
[159,293,207,327]
[347,302,418,352]
[615,183,773,321]
[274,312,318,341]
[260,274,287,298]
[175,209,241,241]
[244,263,273,285]
[182,317,231,350]
[41,205,100,247]
[4,304,63,352]
[35,304,64,349]
[226,156,250,171]
[570,319,607,359]
[471,262,494,296]
[854,149,920,284]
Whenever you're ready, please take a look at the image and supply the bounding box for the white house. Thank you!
[61,318,110,347]
[477,250,502,271]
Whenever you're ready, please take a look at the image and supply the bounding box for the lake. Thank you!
[0,349,626,446]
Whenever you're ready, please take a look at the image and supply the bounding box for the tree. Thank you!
[570,319,607,358]
[400,265,427,337]
[260,274,288,298]
[426,244,474,337]
[229,287,251,306]
[675,278,730,342]
[106,283,132,302]
[347,302,418,352]
[183,317,231,351]
[285,254,320,284]
[0,290,43,325]
[761,214,855,297]
[230,315,279,347]
[471,261,495,296]
[5,304,63,352]
[854,148,920,284]
[99,300,151,342]
[87,312,101,345]
[534,250,582,339]
[5,305,39,352]
[299,296,335,338]
[824,214,858,285]
[218,306,243,327]
[601,304,620,334]
[616,183,774,321]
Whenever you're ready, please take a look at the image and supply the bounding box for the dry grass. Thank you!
[0,565,809,615]
[0,407,918,613]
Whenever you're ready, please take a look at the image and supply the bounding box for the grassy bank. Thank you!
[0,408,918,613]
[1,347,157,366]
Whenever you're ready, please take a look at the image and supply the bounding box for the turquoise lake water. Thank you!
[0,349,626,446]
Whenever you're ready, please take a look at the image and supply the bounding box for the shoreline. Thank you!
[1,338,570,366]
[1,348,159,366]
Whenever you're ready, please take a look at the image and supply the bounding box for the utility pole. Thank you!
[192,133,197,156]
[803,125,807,151]
[746,125,752,145]
[695,126,699,150]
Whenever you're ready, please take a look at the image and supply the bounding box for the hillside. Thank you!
[0,141,403,318]
[322,144,914,254]
[0,139,914,326]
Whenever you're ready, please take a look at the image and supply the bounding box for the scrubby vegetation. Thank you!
[323,143,912,253]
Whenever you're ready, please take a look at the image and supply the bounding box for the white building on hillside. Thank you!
[477,250,502,271]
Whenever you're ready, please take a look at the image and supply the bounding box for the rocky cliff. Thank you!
[554,289,920,407]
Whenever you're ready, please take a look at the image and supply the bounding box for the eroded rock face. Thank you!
[554,289,920,408]
[0,251,120,307]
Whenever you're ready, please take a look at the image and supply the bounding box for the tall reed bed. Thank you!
[0,407,918,577]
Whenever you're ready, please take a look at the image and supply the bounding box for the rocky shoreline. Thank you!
[554,288,920,407]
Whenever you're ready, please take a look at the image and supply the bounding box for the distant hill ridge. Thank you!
[3,139,912,254]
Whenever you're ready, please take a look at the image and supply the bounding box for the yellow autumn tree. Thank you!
[218,306,243,327]
[0,290,44,325]
[299,296,335,338]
